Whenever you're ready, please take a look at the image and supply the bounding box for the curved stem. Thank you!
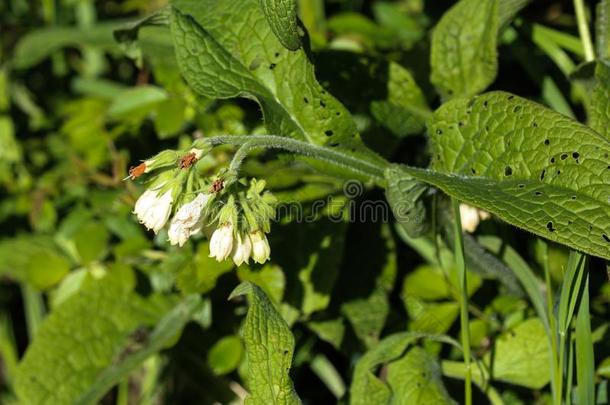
[573,0,595,62]
[199,135,389,184]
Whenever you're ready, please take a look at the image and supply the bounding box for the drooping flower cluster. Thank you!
[128,143,276,266]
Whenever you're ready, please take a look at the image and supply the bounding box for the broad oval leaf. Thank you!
[169,0,385,168]
[13,272,178,405]
[405,91,610,260]
[229,282,301,405]
[259,0,301,51]
[430,0,499,99]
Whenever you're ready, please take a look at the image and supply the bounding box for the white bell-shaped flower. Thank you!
[168,193,210,247]
[209,223,234,261]
[134,189,173,233]
[250,230,271,264]
[232,232,252,266]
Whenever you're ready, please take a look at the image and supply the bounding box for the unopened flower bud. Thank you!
[209,223,234,261]
[232,232,252,266]
[250,230,271,264]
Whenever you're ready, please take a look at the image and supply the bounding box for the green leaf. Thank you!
[208,335,244,376]
[0,236,70,289]
[275,220,346,315]
[307,318,345,349]
[589,60,610,140]
[350,333,419,405]
[107,85,168,118]
[259,0,301,50]
[176,242,234,294]
[14,271,175,405]
[370,62,431,137]
[386,347,457,405]
[12,23,123,69]
[485,318,550,389]
[76,294,201,404]
[385,166,428,238]
[168,1,383,165]
[498,0,531,29]
[340,223,397,348]
[405,91,610,260]
[430,0,499,99]
[229,282,301,405]
[237,263,286,303]
[349,332,457,405]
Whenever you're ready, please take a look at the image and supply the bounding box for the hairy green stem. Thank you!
[199,135,388,184]
[451,198,472,405]
[573,0,595,61]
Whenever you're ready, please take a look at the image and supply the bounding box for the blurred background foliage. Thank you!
[0,0,609,404]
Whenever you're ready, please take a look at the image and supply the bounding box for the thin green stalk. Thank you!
[575,269,594,405]
[539,240,561,405]
[451,198,472,405]
[21,284,45,340]
[573,0,596,61]
[199,135,389,184]
[557,251,586,404]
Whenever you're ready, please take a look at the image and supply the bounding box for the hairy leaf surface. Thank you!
[430,0,499,99]
[14,272,174,405]
[169,0,383,166]
[259,0,301,50]
[408,91,610,260]
[230,282,301,405]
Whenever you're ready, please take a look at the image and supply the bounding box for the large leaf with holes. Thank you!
[259,0,300,50]
[405,91,610,260]
[169,0,384,168]
[229,282,301,405]
[430,0,499,99]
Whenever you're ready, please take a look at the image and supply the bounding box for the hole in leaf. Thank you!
[550,157,556,163]
[274,52,280,57]
[436,129,443,135]
[572,152,580,159]
[557,170,561,175]
[513,105,522,113]
[303,97,309,103]
[533,122,538,127]
[535,191,543,196]
[483,101,489,108]
[471,168,476,174]
[544,139,550,145]
[518,184,525,188]
[329,142,339,147]
[560,153,567,160]
[547,221,555,232]
[508,95,515,100]
[504,166,513,176]
[325,130,334,136]
[269,63,276,70]
[603,234,610,243]
[335,112,341,116]
[459,121,464,127]
[320,100,327,108]
[571,195,576,200]
[540,169,546,180]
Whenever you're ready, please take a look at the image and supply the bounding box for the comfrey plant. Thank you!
[129,144,276,265]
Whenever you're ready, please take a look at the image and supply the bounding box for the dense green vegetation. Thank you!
[1,0,609,404]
